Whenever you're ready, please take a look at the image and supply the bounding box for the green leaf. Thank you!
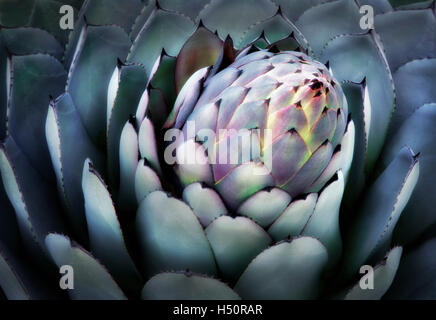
[182,183,227,227]
[142,272,240,300]
[127,9,196,80]
[82,159,142,294]
[107,63,147,189]
[66,24,131,146]
[321,34,395,174]
[343,147,419,277]
[134,159,162,204]
[296,0,362,56]
[0,137,67,266]
[344,247,402,300]
[198,0,278,44]
[382,104,436,244]
[83,0,143,34]
[45,233,127,300]
[159,0,209,20]
[8,54,67,180]
[1,27,64,60]
[234,237,328,299]
[302,171,344,267]
[136,191,217,277]
[206,216,271,280]
[237,188,291,228]
[389,58,436,135]
[45,93,104,242]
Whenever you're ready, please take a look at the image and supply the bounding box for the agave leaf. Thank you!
[175,26,222,93]
[45,233,127,300]
[107,63,148,188]
[1,27,64,60]
[394,0,434,9]
[341,82,368,206]
[382,104,436,244]
[343,147,419,278]
[45,93,104,242]
[158,0,209,20]
[182,183,227,227]
[151,54,176,106]
[81,159,142,294]
[136,191,217,277]
[0,0,35,27]
[142,272,240,300]
[117,122,139,212]
[127,9,196,80]
[234,237,328,299]
[83,0,143,34]
[272,0,330,22]
[0,182,19,252]
[138,117,161,175]
[0,248,30,300]
[135,159,162,205]
[8,54,67,181]
[302,171,344,267]
[384,237,436,299]
[147,87,170,129]
[321,34,394,175]
[237,188,291,228]
[389,59,436,136]
[198,0,278,44]
[66,24,131,147]
[375,9,436,72]
[0,137,67,266]
[296,0,362,56]
[129,0,156,41]
[358,0,393,13]
[343,247,402,300]
[206,216,271,281]
[215,162,275,210]
[268,194,318,241]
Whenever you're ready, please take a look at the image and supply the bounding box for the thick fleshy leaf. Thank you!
[302,171,344,267]
[344,247,402,300]
[142,272,240,300]
[66,24,131,146]
[296,0,362,56]
[0,248,29,300]
[45,234,127,300]
[182,183,227,227]
[136,191,217,276]
[117,122,139,212]
[272,0,329,22]
[215,162,274,210]
[134,159,162,204]
[1,27,63,59]
[374,9,436,72]
[127,9,196,79]
[0,137,66,265]
[206,216,271,280]
[159,0,208,20]
[234,237,328,299]
[0,37,7,141]
[198,0,278,45]
[385,237,436,299]
[45,93,104,242]
[389,58,436,135]
[83,0,143,34]
[321,34,394,174]
[82,159,141,293]
[175,139,213,186]
[0,183,19,252]
[151,54,177,105]
[8,54,66,180]
[175,26,222,92]
[382,104,436,244]
[268,193,318,241]
[138,117,161,175]
[107,63,148,188]
[343,147,419,277]
[237,188,291,227]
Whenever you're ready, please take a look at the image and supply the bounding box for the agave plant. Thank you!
[0,0,435,300]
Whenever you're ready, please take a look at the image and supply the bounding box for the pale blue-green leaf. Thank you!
[234,237,328,299]
[45,233,127,300]
[142,272,240,300]
[135,159,162,204]
[136,191,217,277]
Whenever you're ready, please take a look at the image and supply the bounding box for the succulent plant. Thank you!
[0,0,435,300]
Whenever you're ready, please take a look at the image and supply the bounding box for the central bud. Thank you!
[166,50,348,209]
